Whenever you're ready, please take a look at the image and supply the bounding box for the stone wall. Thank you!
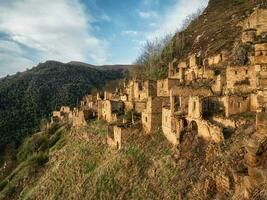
[141,97,163,133]
[60,106,71,113]
[208,52,228,66]
[107,125,127,150]
[255,43,267,64]
[157,78,179,97]
[222,95,250,117]
[168,59,179,78]
[212,74,225,94]
[226,66,257,90]
[72,109,87,127]
[189,54,202,68]
[99,100,124,122]
[134,102,146,113]
[243,8,267,35]
[124,101,134,112]
[188,119,224,143]
[162,107,178,146]
[241,29,256,43]
[188,96,203,119]
[171,85,212,97]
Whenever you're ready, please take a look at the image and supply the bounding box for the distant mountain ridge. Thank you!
[68,61,134,71]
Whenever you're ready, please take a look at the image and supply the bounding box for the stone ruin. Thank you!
[40,7,267,200]
[46,7,267,198]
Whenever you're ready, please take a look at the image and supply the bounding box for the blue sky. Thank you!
[0,0,208,77]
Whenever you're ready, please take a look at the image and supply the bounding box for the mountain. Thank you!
[68,61,134,72]
[0,61,130,154]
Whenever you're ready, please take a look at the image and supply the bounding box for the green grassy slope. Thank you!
[0,116,260,200]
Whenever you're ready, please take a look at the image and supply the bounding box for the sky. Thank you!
[0,0,209,77]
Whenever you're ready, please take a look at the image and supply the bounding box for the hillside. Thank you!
[161,0,264,69]
[0,61,129,155]
[0,118,261,200]
[0,0,266,199]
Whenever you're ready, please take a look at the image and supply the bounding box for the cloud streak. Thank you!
[0,0,109,76]
[138,10,158,19]
[145,0,208,40]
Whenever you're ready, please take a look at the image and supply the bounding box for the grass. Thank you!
[0,115,256,199]
[83,162,97,174]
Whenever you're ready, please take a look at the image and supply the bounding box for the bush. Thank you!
[48,131,62,148]
[39,118,49,132]
[17,133,49,162]
[233,0,244,5]
[47,123,61,135]
[233,43,253,65]
[0,180,8,191]
[29,152,49,166]
[4,182,16,198]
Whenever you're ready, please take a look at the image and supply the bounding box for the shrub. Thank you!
[17,133,49,162]
[28,134,49,153]
[48,131,62,148]
[0,180,8,191]
[29,152,49,166]
[233,43,254,65]
[233,0,245,5]
[47,123,61,135]
[39,118,49,132]
[4,182,16,198]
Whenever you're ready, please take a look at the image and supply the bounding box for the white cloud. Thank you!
[145,0,208,40]
[0,0,109,76]
[0,40,35,77]
[122,30,139,36]
[101,14,111,21]
[138,10,158,19]
[142,0,159,6]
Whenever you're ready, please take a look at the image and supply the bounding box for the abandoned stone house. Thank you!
[107,125,128,150]
[51,106,88,127]
[141,97,165,133]
[157,78,180,97]
[51,106,72,123]
[80,95,98,117]
[98,100,124,123]
[207,51,228,66]
[44,7,267,199]
[72,108,87,127]
[226,66,257,91]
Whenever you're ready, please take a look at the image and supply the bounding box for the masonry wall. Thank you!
[72,110,87,127]
[223,95,250,117]
[168,59,179,78]
[134,102,146,113]
[60,106,71,113]
[100,100,124,122]
[162,107,178,146]
[242,29,256,43]
[188,96,203,119]
[243,9,267,35]
[142,97,163,133]
[124,101,134,112]
[157,78,179,97]
[226,66,257,90]
[255,43,267,64]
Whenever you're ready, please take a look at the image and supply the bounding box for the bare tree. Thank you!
[132,34,172,80]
